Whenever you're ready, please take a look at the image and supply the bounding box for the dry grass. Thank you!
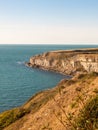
[2,72,98,130]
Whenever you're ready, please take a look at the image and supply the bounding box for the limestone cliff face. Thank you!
[28,49,98,75]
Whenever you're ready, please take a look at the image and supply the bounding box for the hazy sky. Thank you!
[0,0,98,44]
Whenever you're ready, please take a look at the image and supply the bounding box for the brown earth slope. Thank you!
[1,72,98,130]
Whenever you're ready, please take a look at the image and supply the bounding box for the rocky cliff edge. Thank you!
[26,48,98,75]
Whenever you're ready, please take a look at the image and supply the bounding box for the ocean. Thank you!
[0,44,98,113]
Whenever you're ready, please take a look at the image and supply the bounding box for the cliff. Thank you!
[27,48,98,75]
[1,72,98,130]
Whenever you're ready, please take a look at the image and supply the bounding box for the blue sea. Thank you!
[0,44,98,113]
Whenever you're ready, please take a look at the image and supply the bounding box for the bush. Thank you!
[0,108,29,130]
[75,95,98,130]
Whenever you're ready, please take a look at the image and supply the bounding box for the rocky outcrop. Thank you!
[27,48,98,75]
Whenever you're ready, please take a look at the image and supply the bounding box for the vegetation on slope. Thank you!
[75,94,98,130]
[0,72,98,130]
[0,108,29,130]
[0,88,58,130]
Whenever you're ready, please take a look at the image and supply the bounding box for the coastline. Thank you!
[26,48,98,76]
[2,72,98,130]
[0,47,98,130]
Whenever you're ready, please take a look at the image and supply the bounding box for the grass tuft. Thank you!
[0,108,29,130]
[75,95,98,130]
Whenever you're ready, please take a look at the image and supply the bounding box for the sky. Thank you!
[0,0,98,44]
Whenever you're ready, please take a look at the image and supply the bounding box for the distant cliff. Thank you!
[27,48,98,75]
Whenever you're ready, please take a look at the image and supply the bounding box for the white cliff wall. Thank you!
[29,52,98,75]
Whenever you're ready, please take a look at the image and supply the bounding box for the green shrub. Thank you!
[0,108,29,130]
[75,95,98,130]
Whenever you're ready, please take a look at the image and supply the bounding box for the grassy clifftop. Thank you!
[0,72,98,130]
